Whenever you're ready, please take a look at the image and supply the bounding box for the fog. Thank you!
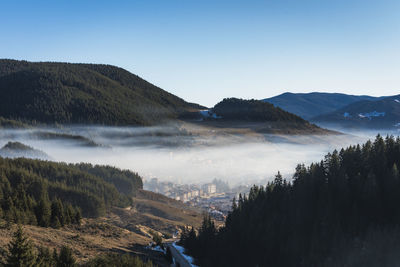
[0,125,395,186]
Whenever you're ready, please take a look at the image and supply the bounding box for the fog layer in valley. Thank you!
[0,125,394,186]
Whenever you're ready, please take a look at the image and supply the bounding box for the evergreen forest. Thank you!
[181,135,400,267]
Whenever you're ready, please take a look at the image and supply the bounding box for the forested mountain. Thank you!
[211,98,309,123]
[181,135,400,267]
[263,92,380,119]
[0,158,142,227]
[192,98,328,134]
[312,95,400,129]
[0,141,50,160]
[0,59,203,126]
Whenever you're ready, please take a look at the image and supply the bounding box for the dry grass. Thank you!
[0,189,203,266]
[0,219,149,264]
[107,189,203,235]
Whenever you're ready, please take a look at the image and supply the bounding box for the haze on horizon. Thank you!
[1,0,399,107]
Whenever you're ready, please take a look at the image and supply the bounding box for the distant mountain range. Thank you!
[0,59,203,126]
[263,92,381,120]
[263,92,400,129]
[312,95,400,129]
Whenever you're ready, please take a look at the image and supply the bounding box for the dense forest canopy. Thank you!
[212,98,309,123]
[0,59,203,126]
[0,157,142,228]
[181,135,400,267]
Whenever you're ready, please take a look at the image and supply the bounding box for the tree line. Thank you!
[0,157,142,228]
[181,135,400,266]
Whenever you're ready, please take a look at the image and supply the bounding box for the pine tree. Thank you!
[52,217,62,229]
[35,195,51,227]
[231,197,237,210]
[56,246,76,267]
[52,248,58,263]
[51,199,63,228]
[5,225,36,267]
[74,209,81,225]
[274,171,283,185]
[36,246,54,267]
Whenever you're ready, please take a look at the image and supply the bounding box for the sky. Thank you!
[1,0,399,107]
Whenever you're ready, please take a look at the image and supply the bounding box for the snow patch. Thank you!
[343,112,351,118]
[209,208,224,216]
[395,99,400,103]
[146,244,166,254]
[199,110,211,117]
[358,111,385,120]
[199,110,222,119]
[173,242,199,267]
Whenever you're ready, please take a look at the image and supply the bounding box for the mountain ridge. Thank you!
[263,92,382,119]
[0,59,204,126]
[191,97,331,134]
[312,94,400,129]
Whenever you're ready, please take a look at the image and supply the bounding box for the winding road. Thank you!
[165,242,192,267]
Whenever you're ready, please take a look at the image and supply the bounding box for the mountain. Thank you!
[312,95,400,129]
[0,141,50,159]
[263,92,380,119]
[212,98,308,122]
[0,59,203,126]
[194,98,328,134]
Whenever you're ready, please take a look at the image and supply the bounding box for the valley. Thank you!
[2,1,399,265]
[0,60,398,267]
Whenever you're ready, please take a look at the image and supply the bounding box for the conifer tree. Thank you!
[74,209,82,225]
[56,246,76,267]
[5,225,36,267]
[36,246,54,267]
[35,195,51,227]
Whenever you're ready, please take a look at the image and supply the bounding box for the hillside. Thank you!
[212,98,308,122]
[0,59,203,126]
[312,95,400,129]
[0,141,50,160]
[0,158,143,221]
[263,92,380,119]
[193,98,329,134]
[181,135,400,267]
[0,157,202,264]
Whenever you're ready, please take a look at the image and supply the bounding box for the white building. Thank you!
[202,183,217,195]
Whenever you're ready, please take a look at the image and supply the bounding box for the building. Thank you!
[202,183,217,195]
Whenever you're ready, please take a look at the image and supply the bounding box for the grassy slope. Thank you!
[0,157,202,264]
[0,188,202,265]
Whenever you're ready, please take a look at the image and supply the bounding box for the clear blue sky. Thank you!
[1,0,399,106]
